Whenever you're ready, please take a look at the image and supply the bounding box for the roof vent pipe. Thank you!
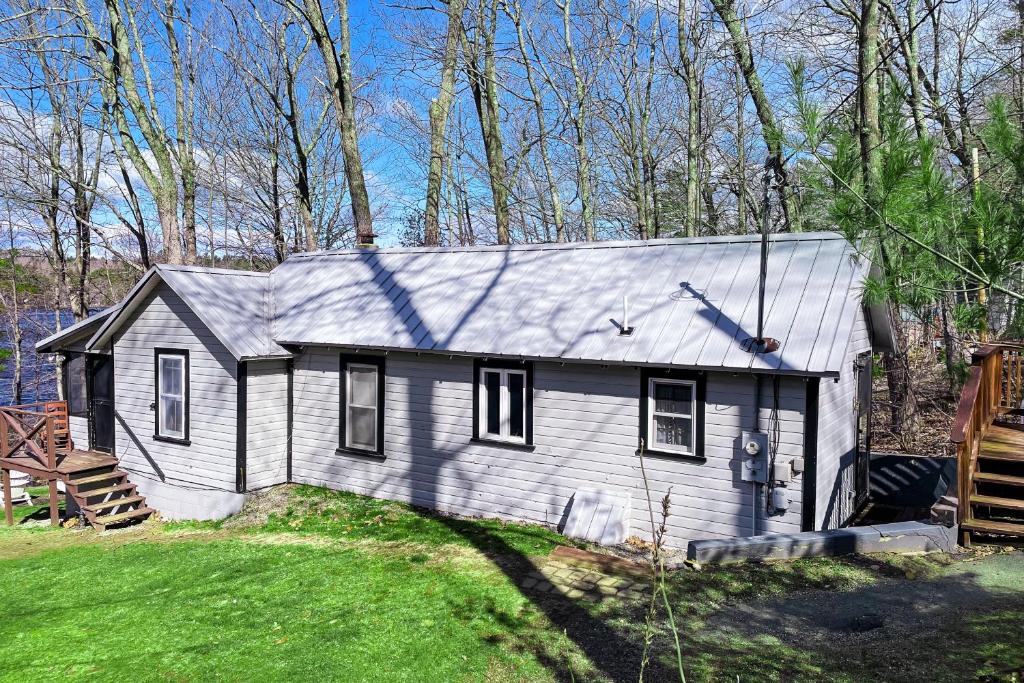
[620,295,634,336]
[742,155,781,354]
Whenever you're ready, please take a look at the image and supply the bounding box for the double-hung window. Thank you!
[155,350,189,442]
[340,355,385,455]
[476,362,532,445]
[640,370,704,459]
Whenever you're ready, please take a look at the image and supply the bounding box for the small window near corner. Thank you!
[477,365,530,445]
[155,350,188,442]
[340,355,385,455]
[648,378,695,455]
[640,369,705,459]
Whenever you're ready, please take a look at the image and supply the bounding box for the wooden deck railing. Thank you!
[950,344,1024,523]
[0,401,73,471]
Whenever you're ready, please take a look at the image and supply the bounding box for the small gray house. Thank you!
[36,232,891,547]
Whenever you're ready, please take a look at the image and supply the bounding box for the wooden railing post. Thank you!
[45,413,56,470]
[0,412,7,459]
[2,468,11,526]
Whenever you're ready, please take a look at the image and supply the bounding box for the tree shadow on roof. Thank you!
[358,249,674,681]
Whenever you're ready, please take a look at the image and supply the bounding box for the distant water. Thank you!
[0,309,74,406]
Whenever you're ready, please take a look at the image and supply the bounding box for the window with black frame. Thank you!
[339,354,385,455]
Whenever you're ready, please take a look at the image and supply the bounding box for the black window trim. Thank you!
[639,367,705,461]
[338,353,386,457]
[472,358,535,450]
[153,347,190,445]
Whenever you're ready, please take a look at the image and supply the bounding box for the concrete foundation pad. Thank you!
[687,521,957,564]
[132,477,246,520]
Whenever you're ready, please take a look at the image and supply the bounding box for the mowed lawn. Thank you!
[1,485,1023,682]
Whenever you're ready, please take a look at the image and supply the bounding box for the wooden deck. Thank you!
[1,450,119,478]
[1,402,153,530]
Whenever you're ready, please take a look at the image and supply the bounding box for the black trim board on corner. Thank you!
[801,377,820,532]
[236,360,247,493]
[286,358,294,483]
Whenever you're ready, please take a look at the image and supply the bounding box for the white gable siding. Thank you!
[245,360,289,489]
[816,305,872,529]
[290,349,808,548]
[113,283,238,492]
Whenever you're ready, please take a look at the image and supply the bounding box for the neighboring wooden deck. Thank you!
[951,347,1024,543]
[1,402,153,530]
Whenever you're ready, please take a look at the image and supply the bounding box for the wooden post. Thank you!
[48,478,59,527]
[0,413,7,459]
[2,469,11,526]
[45,413,56,470]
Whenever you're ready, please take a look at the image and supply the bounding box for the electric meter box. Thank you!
[740,430,769,483]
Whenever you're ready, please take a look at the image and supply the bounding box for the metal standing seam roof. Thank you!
[86,265,291,361]
[35,307,118,353]
[269,232,874,376]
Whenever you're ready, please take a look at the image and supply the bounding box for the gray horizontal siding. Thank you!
[113,283,238,492]
[290,349,808,548]
[816,305,872,529]
[245,360,289,490]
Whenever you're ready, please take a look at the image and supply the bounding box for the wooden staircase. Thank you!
[1,401,154,531]
[65,464,154,531]
[952,346,1024,544]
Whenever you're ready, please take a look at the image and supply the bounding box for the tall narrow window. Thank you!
[65,352,88,416]
[155,350,189,442]
[477,365,529,444]
[340,355,385,455]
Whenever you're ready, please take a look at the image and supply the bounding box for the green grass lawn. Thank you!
[1,485,1022,682]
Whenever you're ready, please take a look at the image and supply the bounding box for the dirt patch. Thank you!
[221,485,296,528]
[705,552,1024,680]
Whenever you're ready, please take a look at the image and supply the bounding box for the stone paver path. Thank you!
[521,547,652,602]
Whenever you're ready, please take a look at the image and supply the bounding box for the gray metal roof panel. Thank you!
[271,233,872,375]
[158,267,288,360]
[35,307,117,353]
[87,265,290,360]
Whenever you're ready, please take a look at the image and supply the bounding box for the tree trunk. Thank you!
[560,0,595,241]
[735,58,747,234]
[282,44,318,252]
[301,0,374,245]
[464,0,510,244]
[425,0,466,246]
[77,0,183,263]
[510,1,564,242]
[859,0,882,208]
[677,0,701,237]
[708,0,800,230]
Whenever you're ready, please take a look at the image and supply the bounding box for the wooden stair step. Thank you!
[970,494,1024,511]
[76,483,136,499]
[974,471,1024,487]
[978,445,1024,462]
[92,507,154,530]
[961,518,1024,537]
[65,470,127,488]
[83,495,144,513]
[65,463,119,479]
